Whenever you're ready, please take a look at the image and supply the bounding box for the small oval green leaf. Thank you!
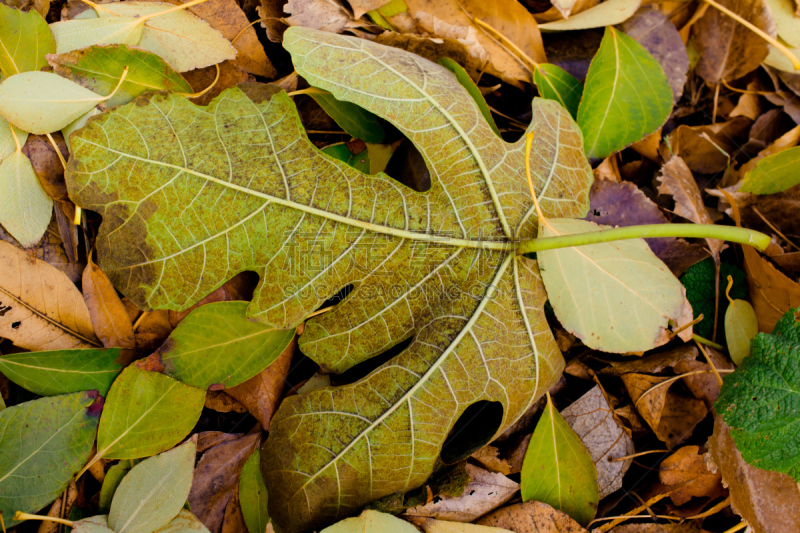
[0,348,122,396]
[0,150,53,248]
[311,92,385,143]
[725,299,759,365]
[740,145,800,195]
[438,57,500,137]
[534,64,583,120]
[240,450,270,533]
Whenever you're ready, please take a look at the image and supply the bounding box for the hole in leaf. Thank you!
[11,321,20,329]
[440,400,504,464]
[330,336,414,385]
[317,284,353,311]
[0,305,10,317]
[383,138,431,192]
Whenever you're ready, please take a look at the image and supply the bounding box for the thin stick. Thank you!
[634,369,733,409]
[696,339,724,386]
[713,83,720,124]
[703,0,800,71]
[74,206,82,226]
[686,496,731,519]
[132,311,148,331]
[610,449,670,462]
[470,17,536,73]
[668,313,704,339]
[713,256,721,342]
[136,0,216,24]
[590,515,681,524]
[1,510,6,533]
[231,18,261,45]
[722,522,747,533]
[693,333,725,350]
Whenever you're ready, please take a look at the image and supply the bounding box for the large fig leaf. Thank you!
[65,27,592,532]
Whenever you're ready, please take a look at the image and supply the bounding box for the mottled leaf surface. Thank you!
[0,392,100,526]
[66,28,593,532]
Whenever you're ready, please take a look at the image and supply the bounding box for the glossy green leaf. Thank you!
[0,348,122,396]
[66,27,593,532]
[577,27,673,159]
[539,0,641,31]
[0,3,55,77]
[0,150,53,247]
[93,2,236,72]
[534,64,583,120]
[321,510,419,533]
[49,17,144,55]
[99,460,138,513]
[0,71,107,134]
[438,57,500,138]
[158,301,295,389]
[520,394,598,525]
[538,218,693,353]
[109,439,196,533]
[311,93,385,143]
[240,450,270,533]
[322,142,371,173]
[716,307,800,480]
[725,299,758,365]
[49,44,192,108]
[0,392,100,527]
[95,365,205,461]
[740,146,800,195]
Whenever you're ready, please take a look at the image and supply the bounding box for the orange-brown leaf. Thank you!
[83,256,135,350]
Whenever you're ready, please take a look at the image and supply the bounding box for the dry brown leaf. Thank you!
[185,60,254,106]
[373,31,486,81]
[0,218,82,283]
[205,390,248,414]
[584,180,709,276]
[284,0,364,33]
[404,464,518,522]
[673,346,733,407]
[534,0,599,23]
[197,431,244,453]
[38,480,77,533]
[593,155,621,182]
[630,128,662,162]
[0,241,99,351]
[476,501,587,533]
[621,373,708,447]
[83,256,135,350]
[730,87,763,121]
[470,445,511,475]
[743,244,800,332]
[408,517,513,533]
[771,250,800,277]
[614,404,647,437]
[348,0,390,19]
[693,0,776,83]
[225,333,295,429]
[386,0,546,87]
[257,0,288,41]
[221,485,248,533]
[561,385,634,499]
[608,523,711,532]
[666,118,751,174]
[598,345,699,376]
[190,432,261,533]
[22,133,69,201]
[139,0,276,78]
[505,433,532,475]
[708,415,800,532]
[656,155,722,258]
[659,446,724,505]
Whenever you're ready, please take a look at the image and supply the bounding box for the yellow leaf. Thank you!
[0,151,52,247]
[0,116,27,161]
[49,16,145,54]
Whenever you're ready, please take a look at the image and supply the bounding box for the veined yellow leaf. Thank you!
[0,71,106,134]
[50,16,145,54]
[0,3,55,77]
[0,116,27,161]
[0,150,53,247]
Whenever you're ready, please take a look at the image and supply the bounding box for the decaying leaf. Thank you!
[404,464,519,523]
[708,416,800,532]
[470,445,511,475]
[284,0,363,34]
[659,445,724,505]
[476,501,587,533]
[83,256,136,350]
[743,244,800,332]
[561,385,634,499]
[666,118,751,175]
[0,240,99,351]
[66,28,592,532]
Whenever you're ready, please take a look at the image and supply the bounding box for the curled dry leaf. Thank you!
[693,0,777,83]
[708,415,800,532]
[666,118,752,175]
[404,464,519,523]
[561,385,634,499]
[476,501,587,533]
[204,390,248,414]
[658,445,725,505]
[620,373,708,448]
[742,244,800,332]
[284,0,364,34]
[470,445,511,475]
[83,256,136,350]
[673,346,733,407]
[0,240,99,351]
[408,517,513,533]
[190,432,261,533]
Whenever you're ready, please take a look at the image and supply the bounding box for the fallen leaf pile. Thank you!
[1,0,799,532]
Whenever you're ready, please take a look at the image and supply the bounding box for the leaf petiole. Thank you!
[516,223,770,255]
[12,512,73,527]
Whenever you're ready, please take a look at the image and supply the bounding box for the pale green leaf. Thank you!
[73,515,116,533]
[240,450,270,533]
[0,348,122,396]
[740,146,800,194]
[311,93,385,143]
[65,27,592,532]
[0,392,100,527]
[322,142,371,173]
[534,64,583,120]
[95,365,205,460]
[725,299,758,365]
[0,150,53,247]
[152,509,210,533]
[49,17,144,55]
[109,439,196,533]
[538,218,693,353]
[94,2,236,72]
[0,116,27,161]
[321,510,419,533]
[520,394,598,526]
[438,57,500,138]
[577,27,673,159]
[49,44,192,108]
[158,301,295,389]
[539,0,641,31]
[0,3,55,77]
[62,107,101,152]
[99,460,138,513]
[0,71,106,134]
[766,0,800,47]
